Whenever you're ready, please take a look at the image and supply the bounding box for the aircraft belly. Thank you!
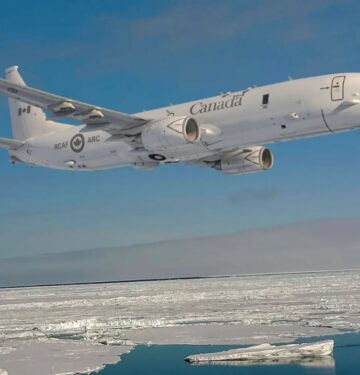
[61,143,134,170]
[28,133,135,171]
[323,106,360,132]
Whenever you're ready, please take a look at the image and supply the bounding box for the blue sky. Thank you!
[1,0,360,259]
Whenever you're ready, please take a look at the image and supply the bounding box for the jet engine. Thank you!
[141,116,201,153]
[215,146,273,175]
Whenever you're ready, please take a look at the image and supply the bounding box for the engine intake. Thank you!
[216,146,273,175]
[141,116,200,153]
[184,117,200,143]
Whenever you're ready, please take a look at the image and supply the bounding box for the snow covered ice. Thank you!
[1,270,360,374]
[187,356,336,368]
[185,339,334,363]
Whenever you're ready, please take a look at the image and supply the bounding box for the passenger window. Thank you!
[18,108,22,116]
[27,105,31,114]
[262,94,270,105]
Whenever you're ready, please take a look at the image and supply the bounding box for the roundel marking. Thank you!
[70,134,85,153]
[149,154,166,161]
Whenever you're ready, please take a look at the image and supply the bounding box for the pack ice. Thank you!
[185,339,334,363]
[0,270,359,374]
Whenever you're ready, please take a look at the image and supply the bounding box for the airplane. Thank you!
[0,66,359,175]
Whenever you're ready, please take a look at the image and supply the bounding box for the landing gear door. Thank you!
[331,76,345,101]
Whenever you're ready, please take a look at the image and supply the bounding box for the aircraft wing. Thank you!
[0,78,148,135]
[0,137,24,150]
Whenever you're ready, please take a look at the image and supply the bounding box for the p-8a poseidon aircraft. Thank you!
[0,66,359,175]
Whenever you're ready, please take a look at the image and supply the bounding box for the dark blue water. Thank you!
[93,334,360,374]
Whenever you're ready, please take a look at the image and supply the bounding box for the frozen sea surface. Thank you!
[1,271,360,374]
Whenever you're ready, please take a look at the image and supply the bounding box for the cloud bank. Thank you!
[0,218,359,287]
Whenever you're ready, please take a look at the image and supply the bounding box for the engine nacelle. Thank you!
[141,116,200,153]
[215,146,273,175]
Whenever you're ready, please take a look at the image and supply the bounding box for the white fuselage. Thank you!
[13,73,360,171]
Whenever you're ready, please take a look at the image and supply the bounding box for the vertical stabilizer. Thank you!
[5,66,50,140]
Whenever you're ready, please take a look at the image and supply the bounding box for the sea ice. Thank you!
[188,356,335,368]
[0,339,132,375]
[0,347,15,355]
[185,339,334,363]
[0,270,359,374]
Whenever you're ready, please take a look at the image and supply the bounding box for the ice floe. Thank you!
[0,339,132,375]
[185,339,334,363]
[188,356,335,368]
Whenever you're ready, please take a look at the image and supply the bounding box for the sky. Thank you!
[1,0,360,263]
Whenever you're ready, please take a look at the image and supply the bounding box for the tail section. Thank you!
[6,66,52,140]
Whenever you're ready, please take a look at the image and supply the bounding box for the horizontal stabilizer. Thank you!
[0,137,24,150]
